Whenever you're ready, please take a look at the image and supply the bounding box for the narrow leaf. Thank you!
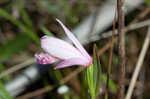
[40,25,55,37]
[85,44,101,98]
[101,74,117,93]
[0,34,31,62]
[145,0,150,6]
[0,8,40,44]
[18,0,35,32]
[0,83,12,99]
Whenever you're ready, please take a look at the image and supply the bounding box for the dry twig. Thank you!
[106,11,116,94]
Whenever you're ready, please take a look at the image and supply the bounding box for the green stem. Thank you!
[105,93,108,99]
[91,95,96,99]
[64,94,70,99]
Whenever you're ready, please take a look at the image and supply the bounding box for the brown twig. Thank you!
[106,10,116,95]
[98,38,117,56]
[117,0,126,99]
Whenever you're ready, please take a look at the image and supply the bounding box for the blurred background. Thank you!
[0,0,150,99]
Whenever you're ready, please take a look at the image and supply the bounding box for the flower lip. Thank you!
[35,52,59,64]
[35,53,50,64]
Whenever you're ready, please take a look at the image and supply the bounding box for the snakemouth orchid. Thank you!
[35,19,93,69]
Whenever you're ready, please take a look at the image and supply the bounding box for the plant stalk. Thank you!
[91,95,96,99]
[117,0,126,99]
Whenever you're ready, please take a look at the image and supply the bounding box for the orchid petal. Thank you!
[56,19,91,60]
[55,58,88,69]
[41,35,85,60]
[35,52,59,64]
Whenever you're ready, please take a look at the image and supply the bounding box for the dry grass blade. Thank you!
[17,67,86,99]
[0,58,36,79]
[17,86,54,99]
[126,26,150,99]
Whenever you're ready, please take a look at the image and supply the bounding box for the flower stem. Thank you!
[91,95,96,99]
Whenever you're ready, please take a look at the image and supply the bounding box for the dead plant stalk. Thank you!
[126,26,150,99]
[117,0,126,99]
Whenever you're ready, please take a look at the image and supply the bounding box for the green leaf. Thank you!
[114,55,119,66]
[40,1,61,16]
[0,63,4,73]
[145,0,150,6]
[40,25,55,37]
[18,0,35,32]
[0,83,12,99]
[85,44,101,98]
[0,8,40,44]
[0,64,10,82]
[101,74,117,93]
[93,45,101,95]
[0,34,31,62]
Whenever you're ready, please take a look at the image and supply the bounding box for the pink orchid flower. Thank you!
[35,19,93,69]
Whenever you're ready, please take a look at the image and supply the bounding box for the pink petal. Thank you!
[55,58,89,69]
[41,35,85,60]
[56,19,92,60]
[35,52,59,64]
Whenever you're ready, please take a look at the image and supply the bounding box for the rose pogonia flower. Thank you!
[35,19,92,69]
